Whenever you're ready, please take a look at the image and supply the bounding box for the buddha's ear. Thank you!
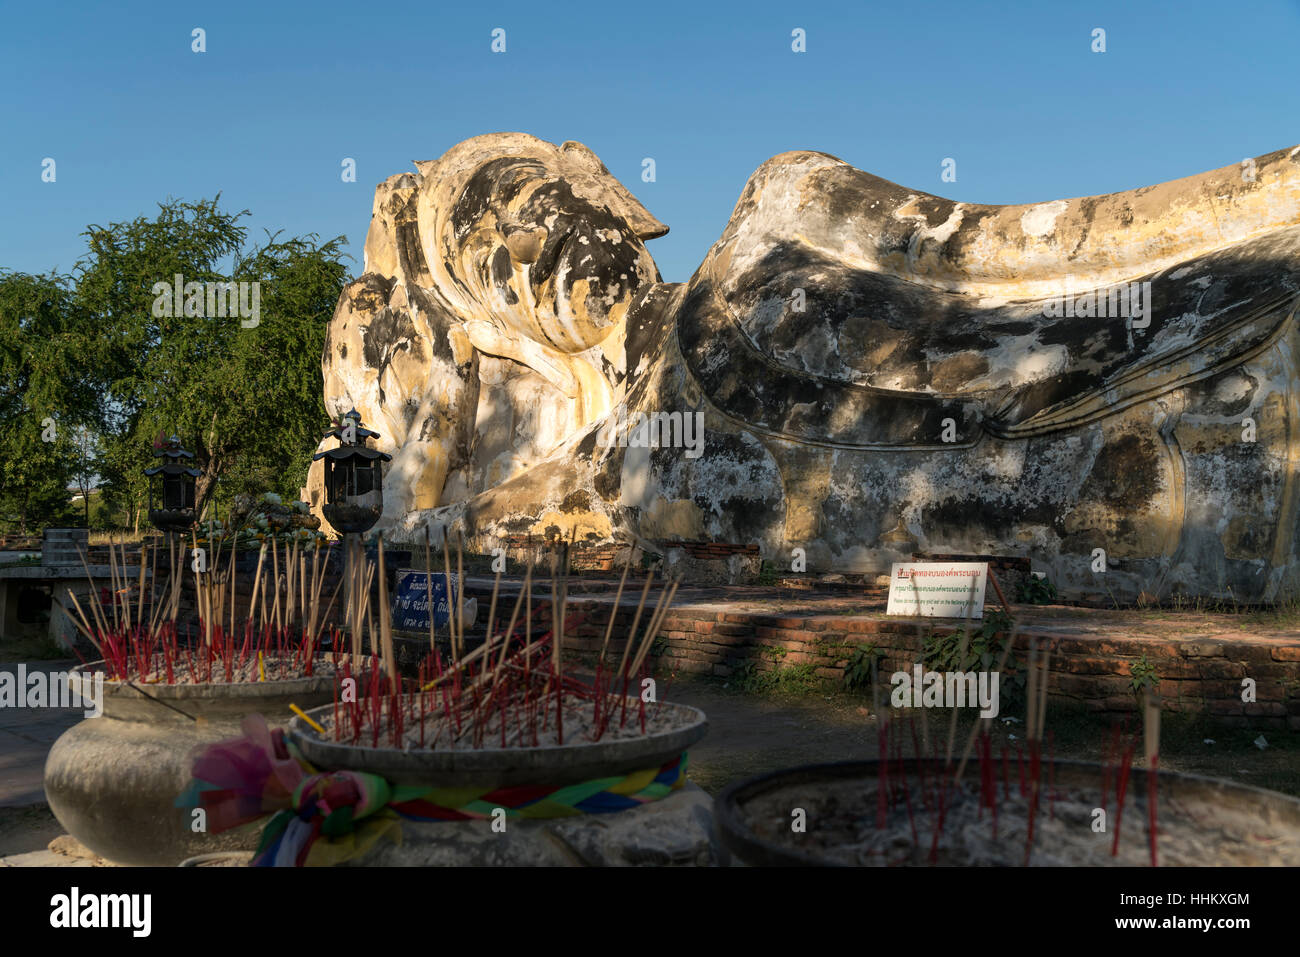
[560,140,669,240]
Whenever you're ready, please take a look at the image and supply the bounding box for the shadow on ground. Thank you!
[668,675,1300,798]
[0,805,64,858]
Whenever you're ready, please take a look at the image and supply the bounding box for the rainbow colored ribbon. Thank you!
[179,715,688,867]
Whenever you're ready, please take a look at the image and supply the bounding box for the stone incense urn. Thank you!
[286,698,716,866]
[44,664,334,866]
[716,758,1300,867]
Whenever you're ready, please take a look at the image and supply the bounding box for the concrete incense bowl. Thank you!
[44,662,335,867]
[285,698,719,866]
[716,759,1300,867]
[288,696,708,788]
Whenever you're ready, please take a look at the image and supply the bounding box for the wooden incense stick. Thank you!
[270,539,281,632]
[136,544,147,633]
[377,534,397,687]
[1035,642,1052,741]
[65,589,106,659]
[227,542,238,638]
[628,579,679,680]
[598,553,632,668]
[485,558,502,659]
[312,573,345,649]
[248,542,268,630]
[455,531,466,661]
[1144,691,1161,867]
[945,627,972,767]
[442,530,457,667]
[76,545,111,636]
[425,527,436,657]
[954,622,1020,783]
[616,570,655,682]
[1143,692,1161,771]
[1025,637,1040,740]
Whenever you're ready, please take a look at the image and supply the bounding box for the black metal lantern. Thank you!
[145,434,199,532]
[312,409,391,534]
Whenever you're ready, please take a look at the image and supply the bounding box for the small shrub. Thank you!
[1129,654,1158,698]
[843,645,877,692]
[1017,574,1057,605]
[923,610,1026,706]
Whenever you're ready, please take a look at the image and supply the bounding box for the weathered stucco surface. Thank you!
[307,135,1300,602]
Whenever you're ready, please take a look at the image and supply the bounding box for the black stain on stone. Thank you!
[407,285,459,364]
[679,271,985,446]
[491,246,513,285]
[490,245,519,305]
[920,495,1060,547]
[1077,433,1161,509]
[559,489,591,513]
[361,308,417,372]
[593,448,623,502]
[361,307,421,406]
[451,158,529,243]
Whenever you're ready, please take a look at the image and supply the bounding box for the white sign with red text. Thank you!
[885,562,988,619]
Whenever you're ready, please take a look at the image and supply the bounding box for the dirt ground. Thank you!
[0,805,64,858]
[3,672,1296,859]
[652,675,1300,798]
[667,678,877,793]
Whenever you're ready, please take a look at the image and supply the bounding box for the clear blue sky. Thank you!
[2,0,1298,284]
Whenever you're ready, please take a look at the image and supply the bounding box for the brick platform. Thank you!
[461,579,1300,730]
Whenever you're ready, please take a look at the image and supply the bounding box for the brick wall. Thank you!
[543,596,1300,730]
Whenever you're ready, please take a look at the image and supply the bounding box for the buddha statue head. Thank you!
[414,135,666,383]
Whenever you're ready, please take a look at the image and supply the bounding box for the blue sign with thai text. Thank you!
[391,569,458,632]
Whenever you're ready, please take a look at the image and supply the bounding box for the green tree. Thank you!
[0,426,77,534]
[2,198,349,534]
[71,198,348,524]
[0,271,95,534]
[67,424,102,529]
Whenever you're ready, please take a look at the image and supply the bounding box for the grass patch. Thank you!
[1240,605,1300,631]
[731,660,823,696]
[1032,706,1300,797]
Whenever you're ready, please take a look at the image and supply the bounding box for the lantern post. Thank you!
[143,435,199,622]
[312,409,391,656]
[145,434,199,532]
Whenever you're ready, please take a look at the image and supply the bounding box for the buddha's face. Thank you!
[425,147,665,356]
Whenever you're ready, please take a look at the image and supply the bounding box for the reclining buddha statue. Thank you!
[305,133,1300,602]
